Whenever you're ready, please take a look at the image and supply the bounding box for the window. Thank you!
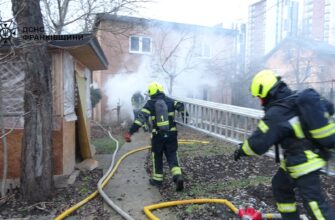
[129,36,152,54]
[194,40,212,58]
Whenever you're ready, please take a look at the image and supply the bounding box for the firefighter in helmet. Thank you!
[131,91,145,118]
[124,82,187,191]
[234,70,335,219]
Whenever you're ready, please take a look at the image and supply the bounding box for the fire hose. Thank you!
[55,128,308,220]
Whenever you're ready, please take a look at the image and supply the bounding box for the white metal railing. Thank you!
[174,96,263,144]
[173,96,335,175]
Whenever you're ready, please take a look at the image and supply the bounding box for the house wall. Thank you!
[95,18,237,122]
[0,50,82,179]
[264,44,335,102]
[0,129,63,178]
[53,51,77,175]
[62,120,75,175]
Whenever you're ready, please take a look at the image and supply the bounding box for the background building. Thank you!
[302,0,335,44]
[246,0,299,70]
[93,15,242,122]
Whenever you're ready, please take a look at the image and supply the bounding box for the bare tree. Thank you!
[284,46,313,90]
[0,75,8,198]
[151,27,239,98]
[152,30,196,95]
[41,0,151,34]
[12,0,53,202]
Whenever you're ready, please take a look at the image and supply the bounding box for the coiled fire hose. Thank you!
[144,203,309,220]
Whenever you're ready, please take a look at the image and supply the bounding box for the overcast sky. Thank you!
[0,0,258,25]
[1,0,305,32]
[138,0,260,26]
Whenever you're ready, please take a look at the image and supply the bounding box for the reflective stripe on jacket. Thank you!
[241,87,326,178]
[129,93,185,135]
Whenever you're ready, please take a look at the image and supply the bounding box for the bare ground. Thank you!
[153,126,335,220]
[1,125,335,220]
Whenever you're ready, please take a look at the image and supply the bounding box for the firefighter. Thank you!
[234,70,335,220]
[131,91,145,118]
[124,82,186,191]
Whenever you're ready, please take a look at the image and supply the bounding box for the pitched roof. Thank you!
[0,34,108,70]
[94,14,238,36]
[49,34,108,70]
[263,37,335,61]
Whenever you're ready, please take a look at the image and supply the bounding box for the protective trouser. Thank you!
[272,168,335,220]
[151,133,182,182]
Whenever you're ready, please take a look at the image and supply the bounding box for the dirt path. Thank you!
[94,131,177,220]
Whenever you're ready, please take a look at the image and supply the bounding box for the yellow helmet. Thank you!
[148,82,164,96]
[250,70,279,98]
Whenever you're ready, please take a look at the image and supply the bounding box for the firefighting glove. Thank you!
[143,123,149,132]
[124,132,132,142]
[234,143,246,161]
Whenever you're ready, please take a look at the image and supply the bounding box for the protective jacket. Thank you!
[241,83,335,179]
[243,71,335,219]
[128,92,185,188]
[129,93,185,135]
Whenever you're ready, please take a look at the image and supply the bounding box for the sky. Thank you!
[0,0,258,26]
[138,0,259,26]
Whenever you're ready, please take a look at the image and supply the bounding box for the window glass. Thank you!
[129,36,152,54]
[142,37,151,52]
[130,36,139,51]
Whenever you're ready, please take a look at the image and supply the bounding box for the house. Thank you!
[93,15,241,123]
[262,37,335,103]
[0,34,108,182]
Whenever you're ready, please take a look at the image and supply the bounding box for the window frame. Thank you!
[129,35,153,54]
[194,39,212,59]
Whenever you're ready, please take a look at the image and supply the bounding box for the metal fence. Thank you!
[174,96,263,144]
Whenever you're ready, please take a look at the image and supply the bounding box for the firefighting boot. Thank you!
[149,179,162,188]
[173,174,184,191]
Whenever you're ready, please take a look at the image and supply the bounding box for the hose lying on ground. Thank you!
[144,200,309,220]
[55,132,308,220]
[54,132,208,220]
[144,198,238,220]
[96,128,134,220]
[54,122,147,220]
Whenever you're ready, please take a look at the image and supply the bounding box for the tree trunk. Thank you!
[12,0,53,202]
[0,76,8,198]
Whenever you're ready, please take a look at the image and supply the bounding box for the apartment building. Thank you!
[246,0,299,70]
[302,0,335,45]
[246,0,267,68]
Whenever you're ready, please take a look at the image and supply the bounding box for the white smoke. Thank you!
[103,64,217,123]
[172,70,218,98]
[103,71,151,122]
[103,29,220,123]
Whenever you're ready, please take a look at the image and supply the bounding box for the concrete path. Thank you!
[94,131,177,220]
